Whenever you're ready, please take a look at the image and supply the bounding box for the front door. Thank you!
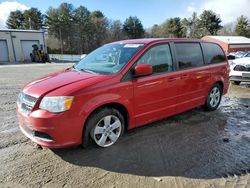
[133,43,181,127]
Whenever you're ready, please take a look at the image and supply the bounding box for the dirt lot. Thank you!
[0,64,250,188]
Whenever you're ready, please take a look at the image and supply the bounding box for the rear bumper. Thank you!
[17,106,84,148]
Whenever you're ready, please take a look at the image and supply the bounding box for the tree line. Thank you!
[6,2,250,54]
[148,12,250,39]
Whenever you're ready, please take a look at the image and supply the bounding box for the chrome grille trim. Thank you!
[18,92,38,113]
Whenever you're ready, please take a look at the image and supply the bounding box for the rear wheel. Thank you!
[204,84,222,111]
[82,108,125,148]
[233,81,241,85]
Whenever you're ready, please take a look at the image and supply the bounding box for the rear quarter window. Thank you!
[175,43,204,70]
[203,43,226,64]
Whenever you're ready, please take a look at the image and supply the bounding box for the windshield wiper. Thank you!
[80,68,98,74]
[69,64,78,70]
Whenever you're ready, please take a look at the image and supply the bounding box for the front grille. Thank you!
[234,65,250,72]
[22,103,33,111]
[23,94,37,104]
[19,93,38,113]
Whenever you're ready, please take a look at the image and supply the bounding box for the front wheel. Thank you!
[82,108,125,148]
[204,84,222,111]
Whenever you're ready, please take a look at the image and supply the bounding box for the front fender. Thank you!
[80,93,135,129]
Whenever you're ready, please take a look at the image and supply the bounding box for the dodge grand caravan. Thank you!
[16,38,230,148]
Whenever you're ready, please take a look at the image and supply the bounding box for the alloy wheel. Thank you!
[92,115,122,147]
[209,86,221,108]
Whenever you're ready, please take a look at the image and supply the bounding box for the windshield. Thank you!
[74,43,144,74]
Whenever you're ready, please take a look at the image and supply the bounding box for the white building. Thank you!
[0,29,46,63]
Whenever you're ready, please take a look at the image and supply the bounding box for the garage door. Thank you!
[0,40,9,62]
[21,40,39,61]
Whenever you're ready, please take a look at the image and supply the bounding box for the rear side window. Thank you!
[203,43,226,64]
[175,43,204,69]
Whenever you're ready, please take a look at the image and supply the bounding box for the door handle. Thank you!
[138,81,163,88]
[144,81,162,86]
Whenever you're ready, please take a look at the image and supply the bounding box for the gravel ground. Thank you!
[0,63,250,188]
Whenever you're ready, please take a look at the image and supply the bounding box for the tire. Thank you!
[82,107,125,148]
[233,81,241,85]
[204,83,222,111]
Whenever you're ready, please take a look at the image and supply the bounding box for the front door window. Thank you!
[136,44,173,74]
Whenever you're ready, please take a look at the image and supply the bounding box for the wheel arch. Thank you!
[215,80,224,92]
[81,101,130,148]
[204,80,223,111]
[88,102,129,131]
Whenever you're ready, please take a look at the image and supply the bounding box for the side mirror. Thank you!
[134,64,153,77]
[227,55,235,60]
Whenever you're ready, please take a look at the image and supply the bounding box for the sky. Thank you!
[0,0,250,29]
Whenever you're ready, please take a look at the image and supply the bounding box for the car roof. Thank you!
[111,38,204,45]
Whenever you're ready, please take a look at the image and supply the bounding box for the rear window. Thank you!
[203,43,226,64]
[175,43,204,69]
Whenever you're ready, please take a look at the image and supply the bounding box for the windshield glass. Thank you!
[74,43,144,74]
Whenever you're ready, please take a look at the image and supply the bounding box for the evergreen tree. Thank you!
[162,17,183,37]
[235,15,250,37]
[199,10,222,36]
[123,16,145,39]
[23,8,43,30]
[6,10,25,29]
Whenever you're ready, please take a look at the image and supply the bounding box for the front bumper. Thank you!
[229,70,250,82]
[229,76,250,82]
[17,106,84,148]
[20,123,54,143]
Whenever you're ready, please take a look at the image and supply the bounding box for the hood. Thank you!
[232,57,250,66]
[22,69,105,97]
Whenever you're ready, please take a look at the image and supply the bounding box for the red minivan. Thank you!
[16,38,230,148]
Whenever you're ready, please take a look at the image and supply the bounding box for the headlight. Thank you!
[39,96,74,113]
